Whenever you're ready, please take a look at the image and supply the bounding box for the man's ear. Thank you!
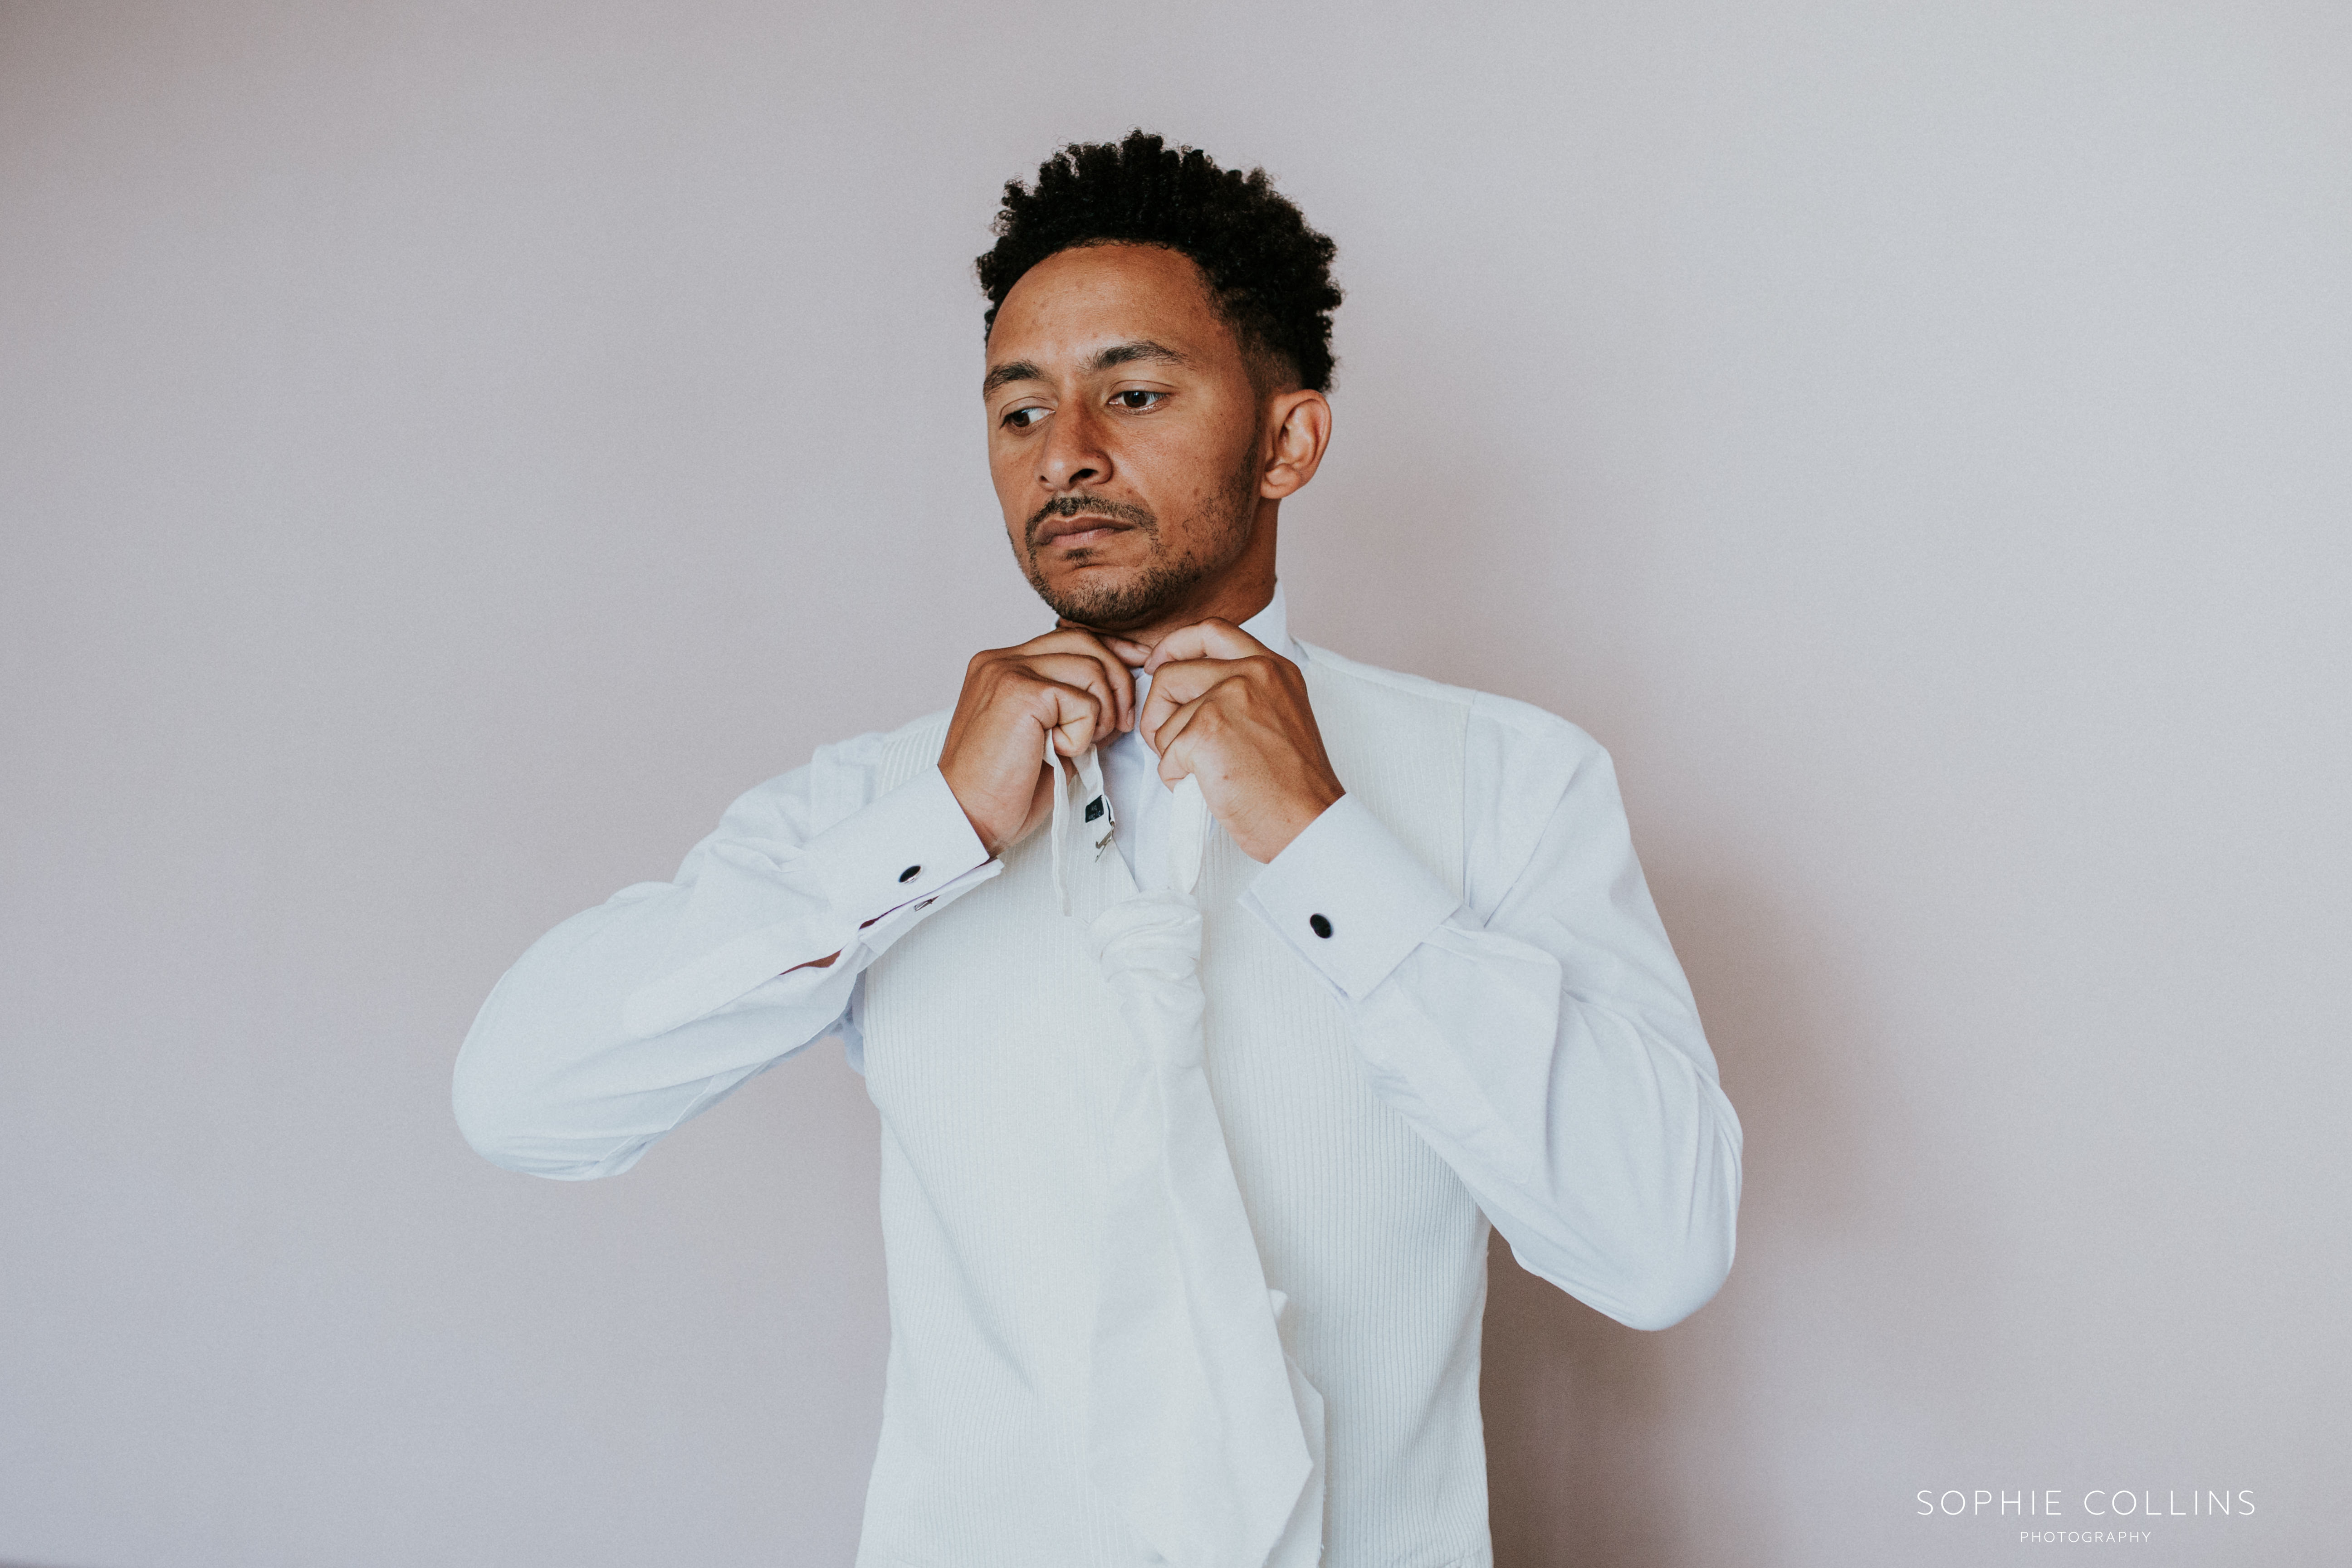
[1259,389,1333,499]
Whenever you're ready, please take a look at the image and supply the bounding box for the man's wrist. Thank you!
[1242,794,1460,1000]
[801,766,994,928]
[1246,779,1346,864]
[618,768,995,1040]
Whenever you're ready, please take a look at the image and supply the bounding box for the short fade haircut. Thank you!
[976,130,1343,395]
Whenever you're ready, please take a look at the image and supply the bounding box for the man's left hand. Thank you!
[1105,619,1345,864]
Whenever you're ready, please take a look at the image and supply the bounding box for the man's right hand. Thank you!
[939,628,1135,857]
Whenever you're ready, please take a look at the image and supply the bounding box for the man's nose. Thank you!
[1038,400,1111,491]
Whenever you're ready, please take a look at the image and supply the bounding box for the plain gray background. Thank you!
[3,3,2346,1565]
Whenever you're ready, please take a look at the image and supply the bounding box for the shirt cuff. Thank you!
[801,765,994,932]
[1240,793,1461,1001]
[620,767,993,1039]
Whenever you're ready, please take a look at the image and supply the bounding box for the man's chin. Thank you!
[1031,563,1194,634]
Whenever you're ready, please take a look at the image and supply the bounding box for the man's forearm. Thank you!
[1348,947,1742,1330]
[453,761,996,1178]
[1239,754,1742,1329]
[452,882,866,1178]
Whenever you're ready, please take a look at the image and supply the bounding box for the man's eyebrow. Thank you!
[982,341,1192,398]
[982,359,1046,396]
[1089,339,1190,373]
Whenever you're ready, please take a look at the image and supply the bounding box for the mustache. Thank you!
[1026,493,1157,548]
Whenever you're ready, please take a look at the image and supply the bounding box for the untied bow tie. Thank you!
[1047,734,1326,1568]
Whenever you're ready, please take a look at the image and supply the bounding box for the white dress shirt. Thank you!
[455,589,1742,1333]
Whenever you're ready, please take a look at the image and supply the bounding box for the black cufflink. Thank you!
[1309,913,1333,938]
[900,865,921,883]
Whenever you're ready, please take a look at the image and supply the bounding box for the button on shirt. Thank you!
[455,588,1743,1332]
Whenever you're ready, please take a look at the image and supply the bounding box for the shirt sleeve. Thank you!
[452,728,996,1180]
[1239,697,1743,1330]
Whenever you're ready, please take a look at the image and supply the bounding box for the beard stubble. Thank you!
[1017,448,1262,631]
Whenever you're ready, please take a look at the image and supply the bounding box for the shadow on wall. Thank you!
[1481,868,1858,1567]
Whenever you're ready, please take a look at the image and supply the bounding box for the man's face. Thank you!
[983,243,1269,632]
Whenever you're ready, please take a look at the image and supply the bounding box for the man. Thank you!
[455,131,1741,1568]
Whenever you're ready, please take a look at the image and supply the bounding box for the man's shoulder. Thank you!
[1296,640,1604,762]
[705,707,953,845]
[808,706,955,770]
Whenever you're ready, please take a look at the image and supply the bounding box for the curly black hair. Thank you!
[976,131,1342,394]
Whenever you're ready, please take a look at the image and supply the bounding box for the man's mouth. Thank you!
[1034,515,1134,548]
[1028,495,1155,552]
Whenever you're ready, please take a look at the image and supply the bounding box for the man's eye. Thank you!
[1113,390,1164,410]
[1002,406,1047,430]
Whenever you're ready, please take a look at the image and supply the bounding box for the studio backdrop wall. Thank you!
[3,3,2345,1565]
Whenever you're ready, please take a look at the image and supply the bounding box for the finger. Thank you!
[1022,633,1128,733]
[1028,678,1105,762]
[1030,627,1137,733]
[1151,689,1216,786]
[1021,653,1127,746]
[1092,630,1156,670]
[1138,658,1242,752]
[1142,617,1266,675]
[1052,616,1151,658]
